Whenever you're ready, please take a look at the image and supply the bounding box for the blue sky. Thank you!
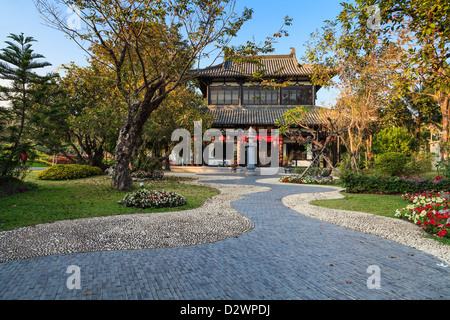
[0,0,347,106]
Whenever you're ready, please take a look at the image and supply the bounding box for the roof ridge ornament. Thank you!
[290,47,296,59]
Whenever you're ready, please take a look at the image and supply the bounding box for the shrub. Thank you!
[131,170,164,181]
[436,158,450,179]
[374,152,410,176]
[36,164,103,180]
[118,188,186,208]
[372,127,418,155]
[405,152,432,176]
[340,172,450,194]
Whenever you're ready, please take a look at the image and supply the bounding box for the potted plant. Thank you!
[282,156,291,174]
[231,158,238,172]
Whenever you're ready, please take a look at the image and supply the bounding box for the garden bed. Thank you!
[280,176,336,185]
[0,177,37,198]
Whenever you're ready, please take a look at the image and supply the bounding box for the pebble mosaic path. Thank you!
[0,174,449,300]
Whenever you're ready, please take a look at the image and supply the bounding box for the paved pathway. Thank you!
[0,174,449,300]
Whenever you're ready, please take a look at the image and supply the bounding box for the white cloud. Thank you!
[0,79,12,108]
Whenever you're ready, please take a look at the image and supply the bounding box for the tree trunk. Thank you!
[366,136,373,169]
[113,98,163,190]
[114,121,138,191]
[438,91,449,160]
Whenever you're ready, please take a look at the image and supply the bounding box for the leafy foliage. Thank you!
[372,127,418,155]
[374,152,410,176]
[338,0,450,158]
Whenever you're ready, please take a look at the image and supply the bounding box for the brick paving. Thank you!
[0,174,449,300]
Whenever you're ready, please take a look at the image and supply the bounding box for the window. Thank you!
[242,87,278,105]
[209,87,239,105]
[281,86,313,105]
[208,84,314,106]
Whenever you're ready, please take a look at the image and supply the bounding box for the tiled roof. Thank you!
[208,107,328,126]
[193,51,314,79]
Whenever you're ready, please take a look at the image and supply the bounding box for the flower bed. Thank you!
[118,188,186,209]
[0,177,37,198]
[280,176,336,185]
[395,191,450,238]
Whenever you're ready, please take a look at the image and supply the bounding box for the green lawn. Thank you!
[26,161,51,168]
[310,191,405,218]
[0,171,219,231]
[311,191,450,246]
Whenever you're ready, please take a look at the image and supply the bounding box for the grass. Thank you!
[310,191,405,218]
[0,171,219,231]
[26,161,51,168]
[311,190,450,246]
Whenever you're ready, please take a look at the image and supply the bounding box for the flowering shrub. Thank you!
[395,192,450,238]
[0,177,37,198]
[36,164,103,180]
[280,176,335,185]
[55,158,72,164]
[131,171,153,181]
[119,188,186,209]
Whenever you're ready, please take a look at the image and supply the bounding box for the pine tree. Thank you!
[0,33,52,179]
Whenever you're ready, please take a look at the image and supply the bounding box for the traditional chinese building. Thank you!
[192,48,333,169]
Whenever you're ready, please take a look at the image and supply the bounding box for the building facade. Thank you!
[193,48,330,168]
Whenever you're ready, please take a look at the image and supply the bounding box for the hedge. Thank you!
[36,164,103,180]
[340,172,450,194]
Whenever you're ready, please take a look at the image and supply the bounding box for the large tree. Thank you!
[59,63,125,167]
[0,33,52,178]
[135,83,213,171]
[31,62,125,168]
[304,19,401,170]
[337,0,450,158]
[35,0,291,190]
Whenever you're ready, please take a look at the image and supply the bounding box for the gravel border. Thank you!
[257,178,450,264]
[0,178,270,263]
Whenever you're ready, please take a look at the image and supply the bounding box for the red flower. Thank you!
[437,229,447,237]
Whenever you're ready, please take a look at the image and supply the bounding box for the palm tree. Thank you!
[0,33,52,178]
